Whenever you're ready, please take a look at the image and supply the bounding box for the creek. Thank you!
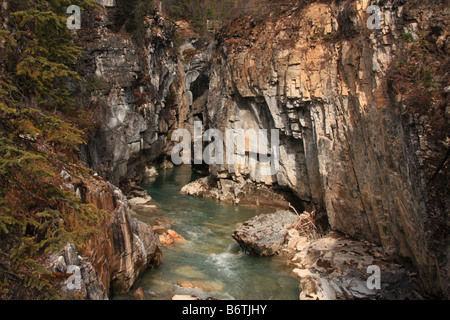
[115,165,299,300]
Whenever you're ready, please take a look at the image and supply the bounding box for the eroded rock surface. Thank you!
[201,0,449,297]
[292,232,422,300]
[232,211,300,255]
[181,176,306,210]
[77,6,184,186]
[81,179,162,295]
[50,173,162,299]
[233,213,423,299]
[48,243,107,300]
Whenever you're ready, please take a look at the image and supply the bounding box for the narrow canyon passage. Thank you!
[1,0,447,301]
[114,165,300,300]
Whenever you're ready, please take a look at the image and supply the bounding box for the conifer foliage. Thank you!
[0,0,103,299]
[163,0,235,32]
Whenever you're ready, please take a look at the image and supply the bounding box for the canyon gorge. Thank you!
[0,0,448,300]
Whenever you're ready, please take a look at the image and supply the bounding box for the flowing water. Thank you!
[115,165,299,300]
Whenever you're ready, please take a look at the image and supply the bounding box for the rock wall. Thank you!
[48,173,161,299]
[80,177,162,295]
[76,0,448,298]
[202,0,448,297]
[77,5,184,186]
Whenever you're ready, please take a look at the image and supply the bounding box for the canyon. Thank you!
[74,0,448,299]
[1,0,447,300]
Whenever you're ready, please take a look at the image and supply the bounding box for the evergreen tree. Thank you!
[114,0,156,44]
[164,0,236,33]
[0,0,104,299]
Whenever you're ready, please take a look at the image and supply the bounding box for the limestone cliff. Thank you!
[198,0,448,297]
[77,4,183,186]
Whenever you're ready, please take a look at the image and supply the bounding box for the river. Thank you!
[114,165,299,300]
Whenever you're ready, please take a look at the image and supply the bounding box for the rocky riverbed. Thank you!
[113,165,300,301]
[231,211,425,300]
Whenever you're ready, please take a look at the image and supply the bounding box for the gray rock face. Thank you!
[181,176,306,210]
[77,9,182,186]
[232,211,300,255]
[48,243,108,300]
[78,9,217,188]
[201,1,448,297]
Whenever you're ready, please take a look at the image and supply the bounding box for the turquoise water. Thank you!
[115,165,299,300]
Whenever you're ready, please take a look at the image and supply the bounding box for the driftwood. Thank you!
[289,203,320,240]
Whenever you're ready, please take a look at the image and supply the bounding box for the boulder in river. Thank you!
[232,211,300,256]
[132,287,145,300]
[167,229,186,243]
[159,229,185,246]
[127,195,158,213]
